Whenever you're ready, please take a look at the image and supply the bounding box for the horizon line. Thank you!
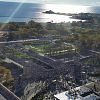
[0,0,100,7]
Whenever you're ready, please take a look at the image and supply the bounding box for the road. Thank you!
[3,58,24,69]
[0,83,21,100]
[89,50,100,54]
[0,39,40,44]
[64,55,92,63]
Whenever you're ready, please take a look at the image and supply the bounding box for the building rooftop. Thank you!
[54,84,100,100]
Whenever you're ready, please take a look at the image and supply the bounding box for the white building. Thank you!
[54,85,100,100]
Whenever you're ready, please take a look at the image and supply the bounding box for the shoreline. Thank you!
[43,10,100,20]
[0,11,100,23]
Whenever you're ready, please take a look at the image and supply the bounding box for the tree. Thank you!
[28,20,43,30]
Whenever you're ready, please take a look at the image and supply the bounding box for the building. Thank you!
[54,83,100,100]
[23,60,33,79]
[69,62,82,85]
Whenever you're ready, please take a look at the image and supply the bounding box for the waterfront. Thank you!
[0,1,100,23]
[0,1,100,100]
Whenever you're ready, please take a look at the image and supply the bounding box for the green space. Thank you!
[15,52,32,59]
[4,47,32,59]
[24,41,76,56]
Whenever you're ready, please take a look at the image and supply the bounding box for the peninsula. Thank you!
[43,10,94,20]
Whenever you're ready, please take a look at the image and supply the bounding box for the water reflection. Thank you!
[39,4,91,23]
[0,2,100,23]
[44,4,90,13]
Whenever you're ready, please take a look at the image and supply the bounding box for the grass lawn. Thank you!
[24,42,76,56]
[15,52,32,59]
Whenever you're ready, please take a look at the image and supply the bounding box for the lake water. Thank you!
[0,1,100,23]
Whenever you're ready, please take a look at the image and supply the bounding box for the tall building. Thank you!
[69,56,82,85]
[23,60,33,79]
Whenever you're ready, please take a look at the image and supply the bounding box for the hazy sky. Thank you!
[0,0,100,6]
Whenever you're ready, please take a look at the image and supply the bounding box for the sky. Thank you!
[0,0,100,6]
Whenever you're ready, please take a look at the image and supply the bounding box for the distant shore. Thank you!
[43,10,100,20]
